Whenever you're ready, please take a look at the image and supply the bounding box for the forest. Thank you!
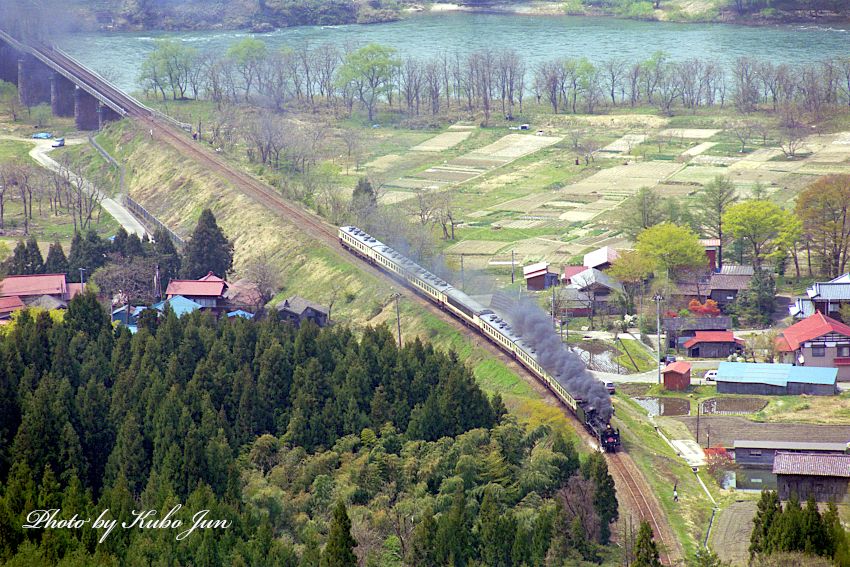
[0,295,620,565]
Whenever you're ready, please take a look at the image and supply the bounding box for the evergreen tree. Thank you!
[552,432,580,485]
[320,501,358,567]
[435,486,471,567]
[24,237,43,275]
[350,177,377,222]
[750,490,780,559]
[582,451,618,544]
[5,240,27,275]
[44,241,69,275]
[181,209,233,279]
[801,495,828,556]
[633,520,662,567]
[68,230,107,282]
[694,547,725,566]
[152,227,181,293]
[477,489,515,567]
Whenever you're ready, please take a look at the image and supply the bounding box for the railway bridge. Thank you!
[0,29,135,130]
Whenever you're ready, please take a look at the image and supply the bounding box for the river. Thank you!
[57,13,850,93]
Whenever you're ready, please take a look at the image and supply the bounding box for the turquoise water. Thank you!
[59,13,850,92]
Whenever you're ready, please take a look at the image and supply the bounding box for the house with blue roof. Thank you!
[716,361,837,396]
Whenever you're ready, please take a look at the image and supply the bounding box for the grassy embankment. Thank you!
[89,119,585,443]
[614,392,730,560]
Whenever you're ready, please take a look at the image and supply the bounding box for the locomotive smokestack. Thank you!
[509,298,613,425]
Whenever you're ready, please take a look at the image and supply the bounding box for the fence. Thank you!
[123,195,186,248]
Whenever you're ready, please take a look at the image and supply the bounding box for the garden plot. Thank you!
[448,122,476,130]
[501,219,549,229]
[680,142,716,157]
[380,191,419,205]
[415,167,481,183]
[691,155,739,166]
[711,501,756,567]
[660,128,721,139]
[559,209,599,222]
[386,177,447,190]
[546,113,668,129]
[443,240,509,255]
[489,192,564,213]
[510,238,568,260]
[656,183,699,197]
[411,130,472,152]
[468,134,562,161]
[799,163,850,176]
[600,134,647,154]
[669,165,730,185]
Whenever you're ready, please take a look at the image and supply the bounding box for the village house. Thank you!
[715,361,837,396]
[561,268,624,317]
[523,262,559,291]
[0,273,84,317]
[708,265,754,309]
[561,265,585,285]
[791,273,850,320]
[777,312,850,382]
[773,452,850,503]
[583,246,619,271]
[663,315,732,349]
[165,271,229,312]
[734,440,849,469]
[277,296,330,327]
[684,331,744,358]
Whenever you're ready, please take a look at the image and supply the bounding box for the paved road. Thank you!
[3,135,148,237]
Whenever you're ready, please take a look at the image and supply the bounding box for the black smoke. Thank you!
[509,298,613,426]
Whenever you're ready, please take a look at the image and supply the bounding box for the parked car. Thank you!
[31,132,52,139]
[51,138,65,148]
[704,370,717,381]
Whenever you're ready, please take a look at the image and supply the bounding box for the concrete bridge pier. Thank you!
[0,42,19,85]
[98,103,121,128]
[17,54,52,106]
[74,86,99,130]
[51,72,74,117]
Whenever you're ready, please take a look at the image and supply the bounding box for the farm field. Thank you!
[326,108,850,288]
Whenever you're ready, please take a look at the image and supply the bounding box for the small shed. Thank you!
[523,262,559,291]
[773,452,850,502]
[663,316,732,349]
[684,331,744,358]
[662,361,691,391]
[734,440,849,468]
[715,362,837,396]
[277,296,330,327]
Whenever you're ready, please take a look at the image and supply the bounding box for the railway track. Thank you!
[607,452,682,565]
[41,45,683,565]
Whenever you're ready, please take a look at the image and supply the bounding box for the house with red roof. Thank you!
[777,312,850,381]
[684,331,744,358]
[165,271,229,311]
[0,273,84,318]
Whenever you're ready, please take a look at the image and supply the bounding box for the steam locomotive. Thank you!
[339,226,621,452]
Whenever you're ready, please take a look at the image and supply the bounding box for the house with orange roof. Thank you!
[777,312,850,381]
[165,271,229,311]
[0,273,84,318]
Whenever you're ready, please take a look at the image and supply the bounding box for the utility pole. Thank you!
[551,284,556,327]
[511,250,515,284]
[696,400,700,446]
[393,293,402,348]
[460,254,465,291]
[654,293,663,385]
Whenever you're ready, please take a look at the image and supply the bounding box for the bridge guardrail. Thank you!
[53,46,192,133]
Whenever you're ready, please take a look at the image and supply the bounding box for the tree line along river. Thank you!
[58,13,850,94]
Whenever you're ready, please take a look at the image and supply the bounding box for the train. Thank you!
[339,225,621,452]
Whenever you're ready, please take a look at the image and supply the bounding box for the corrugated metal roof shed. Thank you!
[735,440,849,452]
[663,316,731,332]
[808,282,850,300]
[716,361,837,387]
[773,452,850,477]
[719,264,754,276]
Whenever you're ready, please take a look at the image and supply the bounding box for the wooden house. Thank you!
[662,361,691,391]
[774,452,850,503]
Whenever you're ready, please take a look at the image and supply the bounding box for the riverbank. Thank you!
[66,0,850,33]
